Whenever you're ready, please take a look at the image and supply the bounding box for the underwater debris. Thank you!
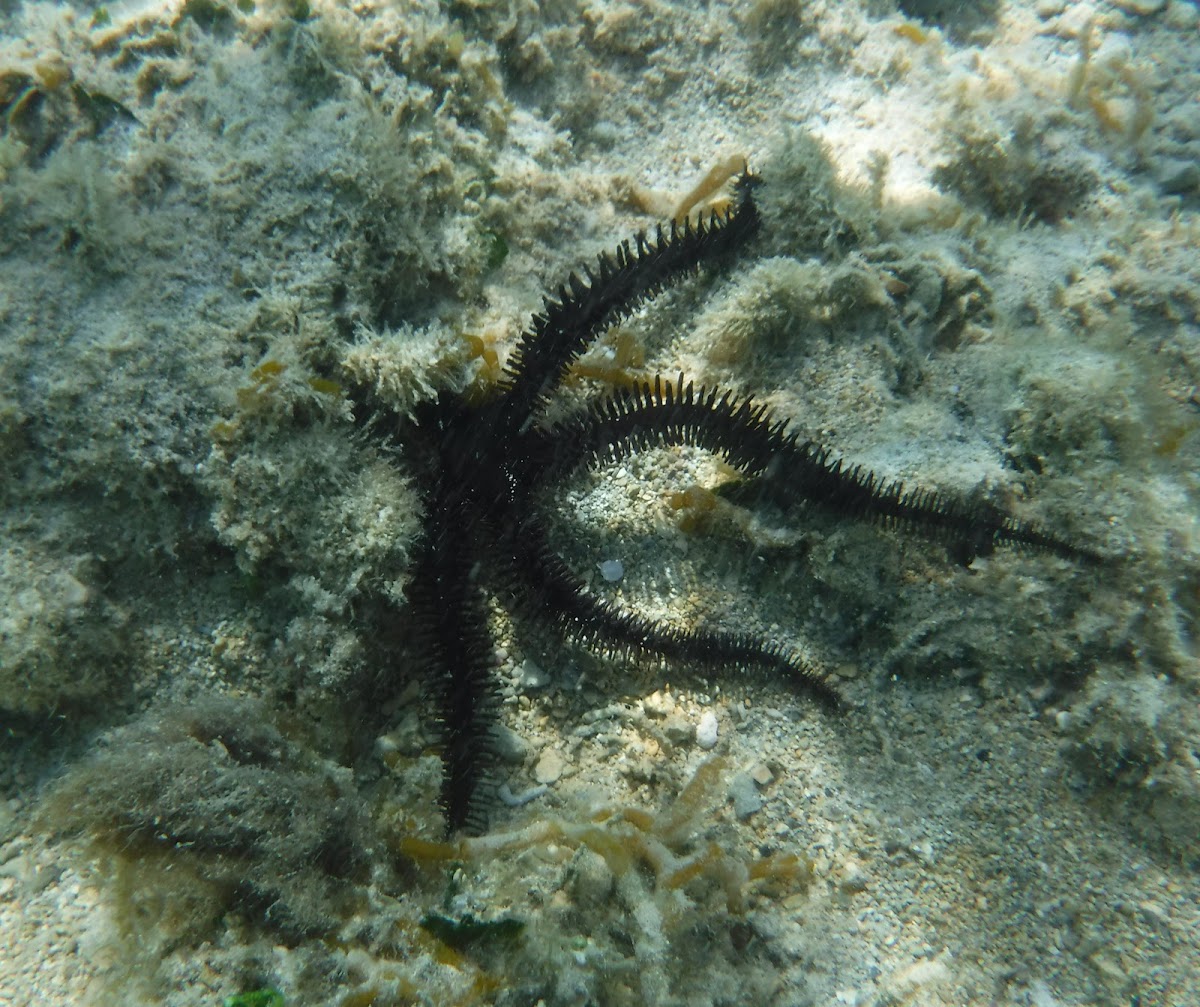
[398,756,810,918]
[392,755,811,1004]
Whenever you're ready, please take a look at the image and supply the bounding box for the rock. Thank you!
[533,748,566,784]
[597,559,624,582]
[375,710,425,759]
[838,858,870,894]
[729,772,763,819]
[517,658,551,690]
[696,710,719,750]
[569,847,614,906]
[643,689,675,718]
[491,724,530,764]
[663,714,693,744]
[750,763,774,786]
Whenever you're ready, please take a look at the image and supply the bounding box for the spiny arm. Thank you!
[496,174,762,431]
[541,375,1098,564]
[496,513,840,708]
[405,494,499,836]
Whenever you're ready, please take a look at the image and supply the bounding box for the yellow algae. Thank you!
[306,376,343,397]
[892,21,928,44]
[249,359,286,383]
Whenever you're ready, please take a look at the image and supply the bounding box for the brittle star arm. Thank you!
[496,174,762,430]
[539,375,1097,564]
[496,513,840,708]
[405,493,498,835]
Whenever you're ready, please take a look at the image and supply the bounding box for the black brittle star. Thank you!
[351,172,1094,835]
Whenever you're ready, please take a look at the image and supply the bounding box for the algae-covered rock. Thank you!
[40,696,377,939]
[0,542,129,714]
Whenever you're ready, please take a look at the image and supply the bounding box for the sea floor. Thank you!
[1,1,1198,1004]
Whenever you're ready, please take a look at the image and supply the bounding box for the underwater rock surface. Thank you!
[1,1,1198,1005]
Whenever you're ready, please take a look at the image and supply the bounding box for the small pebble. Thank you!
[518,659,551,690]
[663,714,693,743]
[750,763,774,786]
[598,559,624,583]
[570,847,614,906]
[729,772,763,819]
[642,689,675,718]
[533,748,566,784]
[491,724,530,764]
[839,858,870,894]
[696,710,719,750]
[1089,953,1129,987]
[1138,900,1170,927]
